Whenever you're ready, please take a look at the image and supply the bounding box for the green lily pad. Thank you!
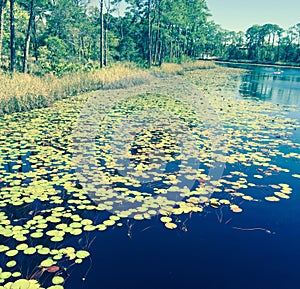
[6,260,17,268]
[40,258,55,267]
[76,250,90,259]
[23,247,36,255]
[52,276,64,285]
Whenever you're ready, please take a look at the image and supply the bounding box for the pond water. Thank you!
[0,65,300,289]
[224,63,300,106]
[231,63,300,144]
[67,65,300,289]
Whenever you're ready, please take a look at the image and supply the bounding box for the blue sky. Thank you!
[206,0,300,32]
[91,0,300,32]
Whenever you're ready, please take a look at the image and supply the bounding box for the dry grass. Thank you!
[158,63,184,74]
[152,61,217,76]
[0,63,148,114]
[0,61,218,115]
[181,60,217,71]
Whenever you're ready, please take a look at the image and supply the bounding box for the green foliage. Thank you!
[244,23,300,64]
[0,0,299,74]
[37,36,71,75]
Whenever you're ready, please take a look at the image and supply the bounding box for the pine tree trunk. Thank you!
[10,0,15,72]
[32,19,38,61]
[0,1,4,68]
[23,0,34,73]
[153,3,161,65]
[158,37,163,66]
[99,0,104,68]
[147,0,152,68]
[104,23,108,66]
[153,30,159,64]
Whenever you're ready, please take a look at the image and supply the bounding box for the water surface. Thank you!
[67,65,300,289]
[1,65,299,289]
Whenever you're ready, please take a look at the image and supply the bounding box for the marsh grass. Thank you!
[0,63,149,114]
[181,60,217,71]
[0,61,217,115]
[153,61,217,76]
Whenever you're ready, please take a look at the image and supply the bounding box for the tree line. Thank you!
[215,23,300,64]
[0,0,299,75]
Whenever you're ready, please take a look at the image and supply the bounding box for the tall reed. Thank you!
[0,63,148,114]
[0,61,217,115]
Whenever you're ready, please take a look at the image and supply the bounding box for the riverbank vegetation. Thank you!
[0,60,217,115]
[0,62,148,114]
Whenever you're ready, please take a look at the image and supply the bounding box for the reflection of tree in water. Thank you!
[239,69,300,105]
[239,72,274,100]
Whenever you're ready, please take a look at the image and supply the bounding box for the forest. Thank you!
[0,0,300,76]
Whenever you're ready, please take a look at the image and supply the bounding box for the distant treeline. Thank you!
[215,23,300,66]
[0,0,299,75]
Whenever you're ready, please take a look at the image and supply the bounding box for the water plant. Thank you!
[0,65,299,288]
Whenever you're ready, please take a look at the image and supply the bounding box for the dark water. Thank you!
[67,65,300,289]
[217,62,300,105]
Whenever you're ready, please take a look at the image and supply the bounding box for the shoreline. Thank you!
[214,60,300,70]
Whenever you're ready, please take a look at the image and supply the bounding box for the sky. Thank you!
[205,0,300,32]
[90,0,300,33]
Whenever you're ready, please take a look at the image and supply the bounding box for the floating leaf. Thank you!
[16,244,28,251]
[11,272,22,278]
[165,222,177,229]
[37,247,51,255]
[242,195,254,201]
[6,260,17,268]
[292,174,300,178]
[265,196,280,202]
[69,228,82,235]
[5,250,18,257]
[0,245,9,253]
[0,270,11,280]
[48,285,64,289]
[133,214,144,221]
[103,220,115,226]
[160,216,172,223]
[76,250,90,259]
[40,258,55,267]
[253,174,263,179]
[46,266,60,273]
[9,279,31,289]
[52,276,64,285]
[31,232,43,239]
[23,247,36,255]
[274,192,289,199]
[230,205,243,213]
